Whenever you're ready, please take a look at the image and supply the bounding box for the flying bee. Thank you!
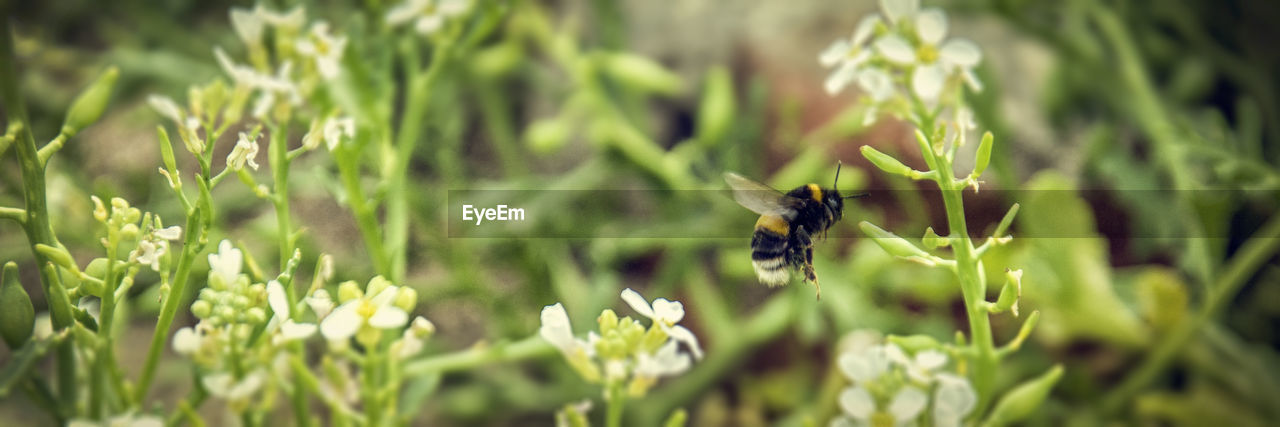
[725,163,863,298]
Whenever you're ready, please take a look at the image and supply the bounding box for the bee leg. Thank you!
[794,226,820,299]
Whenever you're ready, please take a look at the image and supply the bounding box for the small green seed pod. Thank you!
[860,145,915,178]
[859,221,930,258]
[984,364,1064,426]
[972,131,994,178]
[0,263,35,348]
[61,67,119,137]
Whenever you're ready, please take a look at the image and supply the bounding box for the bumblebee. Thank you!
[725,163,862,298]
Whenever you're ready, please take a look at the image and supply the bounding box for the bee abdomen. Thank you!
[751,229,791,287]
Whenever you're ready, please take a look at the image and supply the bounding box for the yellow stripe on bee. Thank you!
[755,214,790,235]
[807,184,823,202]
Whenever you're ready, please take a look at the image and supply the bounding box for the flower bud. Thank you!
[156,126,178,174]
[887,334,941,353]
[246,307,267,325]
[61,67,118,137]
[922,227,950,249]
[410,316,435,339]
[971,131,994,178]
[992,269,1023,316]
[0,263,35,348]
[696,66,735,145]
[337,280,362,302]
[983,364,1063,426]
[394,287,418,312]
[860,145,915,178]
[597,309,619,335]
[602,53,683,95]
[859,221,929,258]
[366,276,392,297]
[91,196,108,222]
[525,117,571,153]
[191,300,212,318]
[34,244,76,271]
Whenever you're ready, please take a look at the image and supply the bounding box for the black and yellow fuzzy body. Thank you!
[726,167,858,298]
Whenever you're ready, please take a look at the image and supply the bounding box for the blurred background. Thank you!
[2,0,1279,425]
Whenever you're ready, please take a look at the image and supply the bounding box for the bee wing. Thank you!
[724,172,801,219]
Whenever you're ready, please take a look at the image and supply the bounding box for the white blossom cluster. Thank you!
[820,0,982,125]
[539,288,704,398]
[831,338,976,427]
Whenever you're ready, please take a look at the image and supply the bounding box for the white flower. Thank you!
[155,225,182,241]
[879,0,920,24]
[202,370,266,400]
[226,131,261,171]
[305,115,356,151]
[135,239,166,271]
[259,6,306,30]
[886,344,947,383]
[296,22,347,80]
[393,316,434,359]
[307,288,335,319]
[887,386,928,424]
[320,284,409,341]
[819,15,880,95]
[229,7,265,48]
[539,303,589,354]
[268,280,317,343]
[208,239,243,285]
[838,344,890,384]
[933,373,976,427]
[147,95,185,124]
[386,0,471,35]
[634,340,692,378]
[620,288,703,360]
[837,386,874,422]
[215,48,300,106]
[173,325,204,355]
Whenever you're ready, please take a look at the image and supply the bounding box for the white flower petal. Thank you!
[154,226,182,241]
[829,416,856,427]
[230,7,264,47]
[838,386,875,419]
[620,288,656,319]
[852,15,882,46]
[281,319,317,341]
[962,68,983,93]
[888,387,928,421]
[539,303,577,351]
[228,370,265,400]
[651,298,685,324]
[874,35,916,65]
[208,240,243,284]
[268,280,290,320]
[911,63,946,102]
[879,0,919,24]
[173,327,200,354]
[320,301,362,340]
[415,15,445,35]
[666,324,704,360]
[825,60,860,95]
[934,373,977,419]
[915,350,947,370]
[385,0,426,26]
[201,372,234,396]
[915,8,948,45]
[839,346,889,383]
[856,68,894,101]
[307,289,335,318]
[939,39,982,68]
[147,95,184,124]
[636,340,691,377]
[369,306,409,329]
[820,39,852,67]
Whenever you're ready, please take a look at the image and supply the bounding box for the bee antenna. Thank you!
[833,161,842,192]
[844,193,868,200]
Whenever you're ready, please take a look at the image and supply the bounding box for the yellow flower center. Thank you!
[917,44,939,64]
[356,300,377,320]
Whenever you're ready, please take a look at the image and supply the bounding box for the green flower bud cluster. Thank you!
[193,274,268,332]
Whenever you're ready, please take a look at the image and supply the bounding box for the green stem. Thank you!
[335,142,391,277]
[0,206,26,223]
[0,19,79,410]
[1101,212,1280,413]
[935,158,998,416]
[269,125,294,268]
[606,383,625,427]
[135,209,205,402]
